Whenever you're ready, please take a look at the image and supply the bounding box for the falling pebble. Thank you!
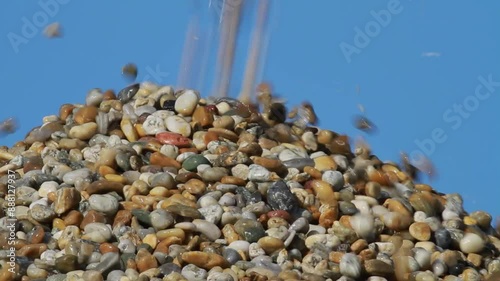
[353,115,377,134]
[44,22,62,38]
[401,151,437,181]
[0,117,18,136]
[122,63,138,80]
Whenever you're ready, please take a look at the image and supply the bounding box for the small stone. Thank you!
[181,264,208,280]
[89,194,119,216]
[257,236,285,254]
[314,155,337,172]
[311,180,337,205]
[136,248,158,273]
[54,187,81,215]
[181,251,227,270]
[175,90,199,116]
[192,219,221,241]
[350,213,375,241]
[156,132,191,147]
[364,259,394,277]
[469,211,492,229]
[74,106,99,125]
[234,218,266,243]
[165,116,191,137]
[82,223,112,243]
[30,204,56,223]
[192,106,214,127]
[55,255,78,273]
[409,222,432,241]
[182,155,211,172]
[339,253,361,279]
[150,209,174,230]
[118,84,140,103]
[459,233,485,254]
[85,180,124,195]
[267,180,299,213]
[149,152,181,169]
[122,63,138,79]
[69,122,98,140]
[322,170,344,191]
[44,22,62,38]
[166,204,202,219]
[142,115,166,135]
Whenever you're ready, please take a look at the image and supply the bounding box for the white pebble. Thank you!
[175,90,199,116]
[165,115,191,137]
[340,253,362,279]
[350,213,375,240]
[247,164,271,182]
[142,115,166,135]
[460,233,485,253]
[192,219,221,241]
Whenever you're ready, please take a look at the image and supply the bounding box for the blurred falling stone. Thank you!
[122,63,138,80]
[0,117,18,137]
[353,115,377,134]
[44,22,62,38]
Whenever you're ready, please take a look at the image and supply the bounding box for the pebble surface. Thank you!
[0,83,498,281]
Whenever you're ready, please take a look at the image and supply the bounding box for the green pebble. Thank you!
[131,209,152,226]
[182,154,211,172]
[55,255,78,273]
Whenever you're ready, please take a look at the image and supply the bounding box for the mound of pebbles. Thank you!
[0,83,499,281]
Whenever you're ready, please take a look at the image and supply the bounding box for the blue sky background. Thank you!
[1,1,499,219]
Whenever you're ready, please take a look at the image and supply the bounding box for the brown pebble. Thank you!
[59,104,75,120]
[80,210,107,229]
[364,259,394,277]
[467,253,482,267]
[85,180,124,195]
[113,210,132,228]
[74,106,98,124]
[52,218,66,231]
[192,106,214,127]
[181,251,227,270]
[350,239,368,254]
[257,237,284,254]
[304,166,322,179]
[136,248,158,273]
[149,152,181,169]
[329,251,344,263]
[99,243,119,254]
[102,89,116,100]
[250,156,284,172]
[267,210,291,222]
[156,236,183,254]
[409,222,431,241]
[222,224,241,244]
[311,180,337,205]
[220,176,246,186]
[98,165,116,176]
[204,131,219,145]
[54,187,81,215]
[63,210,84,226]
[17,243,47,259]
[183,179,206,195]
[29,226,45,244]
[126,258,137,271]
[23,156,44,173]
[208,128,238,142]
[319,204,338,228]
